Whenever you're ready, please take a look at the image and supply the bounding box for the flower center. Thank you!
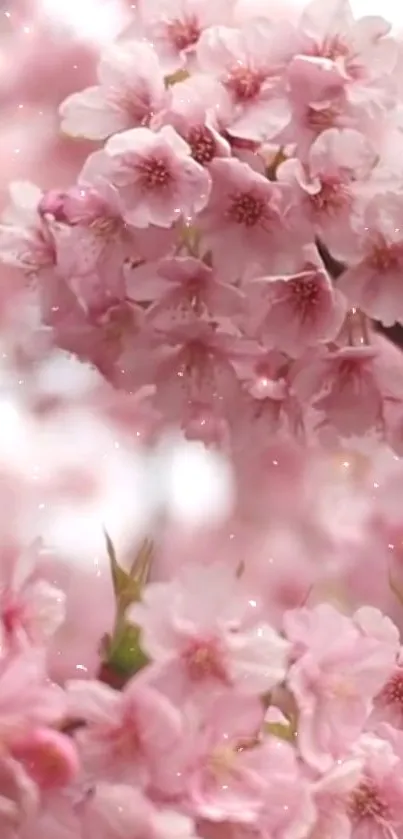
[187,125,216,166]
[349,779,389,821]
[228,191,266,227]
[310,178,351,216]
[312,35,350,62]
[168,16,201,51]
[289,276,320,306]
[137,157,172,191]
[1,594,23,638]
[227,66,263,102]
[182,638,228,682]
[368,238,403,272]
[379,669,403,709]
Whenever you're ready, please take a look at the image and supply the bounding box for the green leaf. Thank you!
[264,721,296,743]
[104,620,149,682]
[104,531,152,611]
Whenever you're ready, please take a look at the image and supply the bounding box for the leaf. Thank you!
[104,531,153,611]
[264,721,296,743]
[104,620,149,683]
[165,69,190,86]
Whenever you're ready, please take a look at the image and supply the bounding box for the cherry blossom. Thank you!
[338,193,403,327]
[278,128,377,257]
[165,73,231,166]
[196,19,292,143]
[0,182,58,282]
[81,125,211,229]
[0,541,65,652]
[2,2,403,837]
[60,40,169,141]
[293,346,385,438]
[198,157,296,280]
[129,562,290,700]
[135,0,236,74]
[67,675,182,785]
[246,246,346,357]
[285,603,399,771]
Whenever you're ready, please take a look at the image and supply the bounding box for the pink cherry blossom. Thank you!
[0,541,65,652]
[196,19,292,143]
[348,729,403,839]
[256,737,316,839]
[310,755,364,839]
[0,754,38,839]
[129,562,290,701]
[59,40,169,140]
[374,654,403,729]
[246,246,346,357]
[285,603,399,771]
[82,783,198,839]
[338,193,403,327]
[40,183,134,314]
[67,675,182,786]
[133,318,248,426]
[156,691,266,818]
[297,0,397,98]
[143,257,245,327]
[198,157,297,281]
[136,0,236,74]
[0,650,65,742]
[10,728,80,791]
[165,73,231,167]
[3,3,403,836]
[278,128,377,257]
[81,125,211,229]
[293,346,385,438]
[0,182,57,282]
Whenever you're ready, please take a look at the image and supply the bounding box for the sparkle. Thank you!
[228,191,266,227]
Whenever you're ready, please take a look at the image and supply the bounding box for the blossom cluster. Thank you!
[2,0,403,837]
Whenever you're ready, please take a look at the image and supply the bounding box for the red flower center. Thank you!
[187,125,216,166]
[289,276,321,306]
[168,16,201,51]
[226,67,263,102]
[182,637,228,682]
[379,669,403,709]
[138,156,172,191]
[310,178,351,215]
[228,191,266,227]
[227,66,263,102]
[349,779,389,821]
[368,238,403,272]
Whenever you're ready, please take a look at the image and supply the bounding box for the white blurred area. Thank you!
[37,0,131,44]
